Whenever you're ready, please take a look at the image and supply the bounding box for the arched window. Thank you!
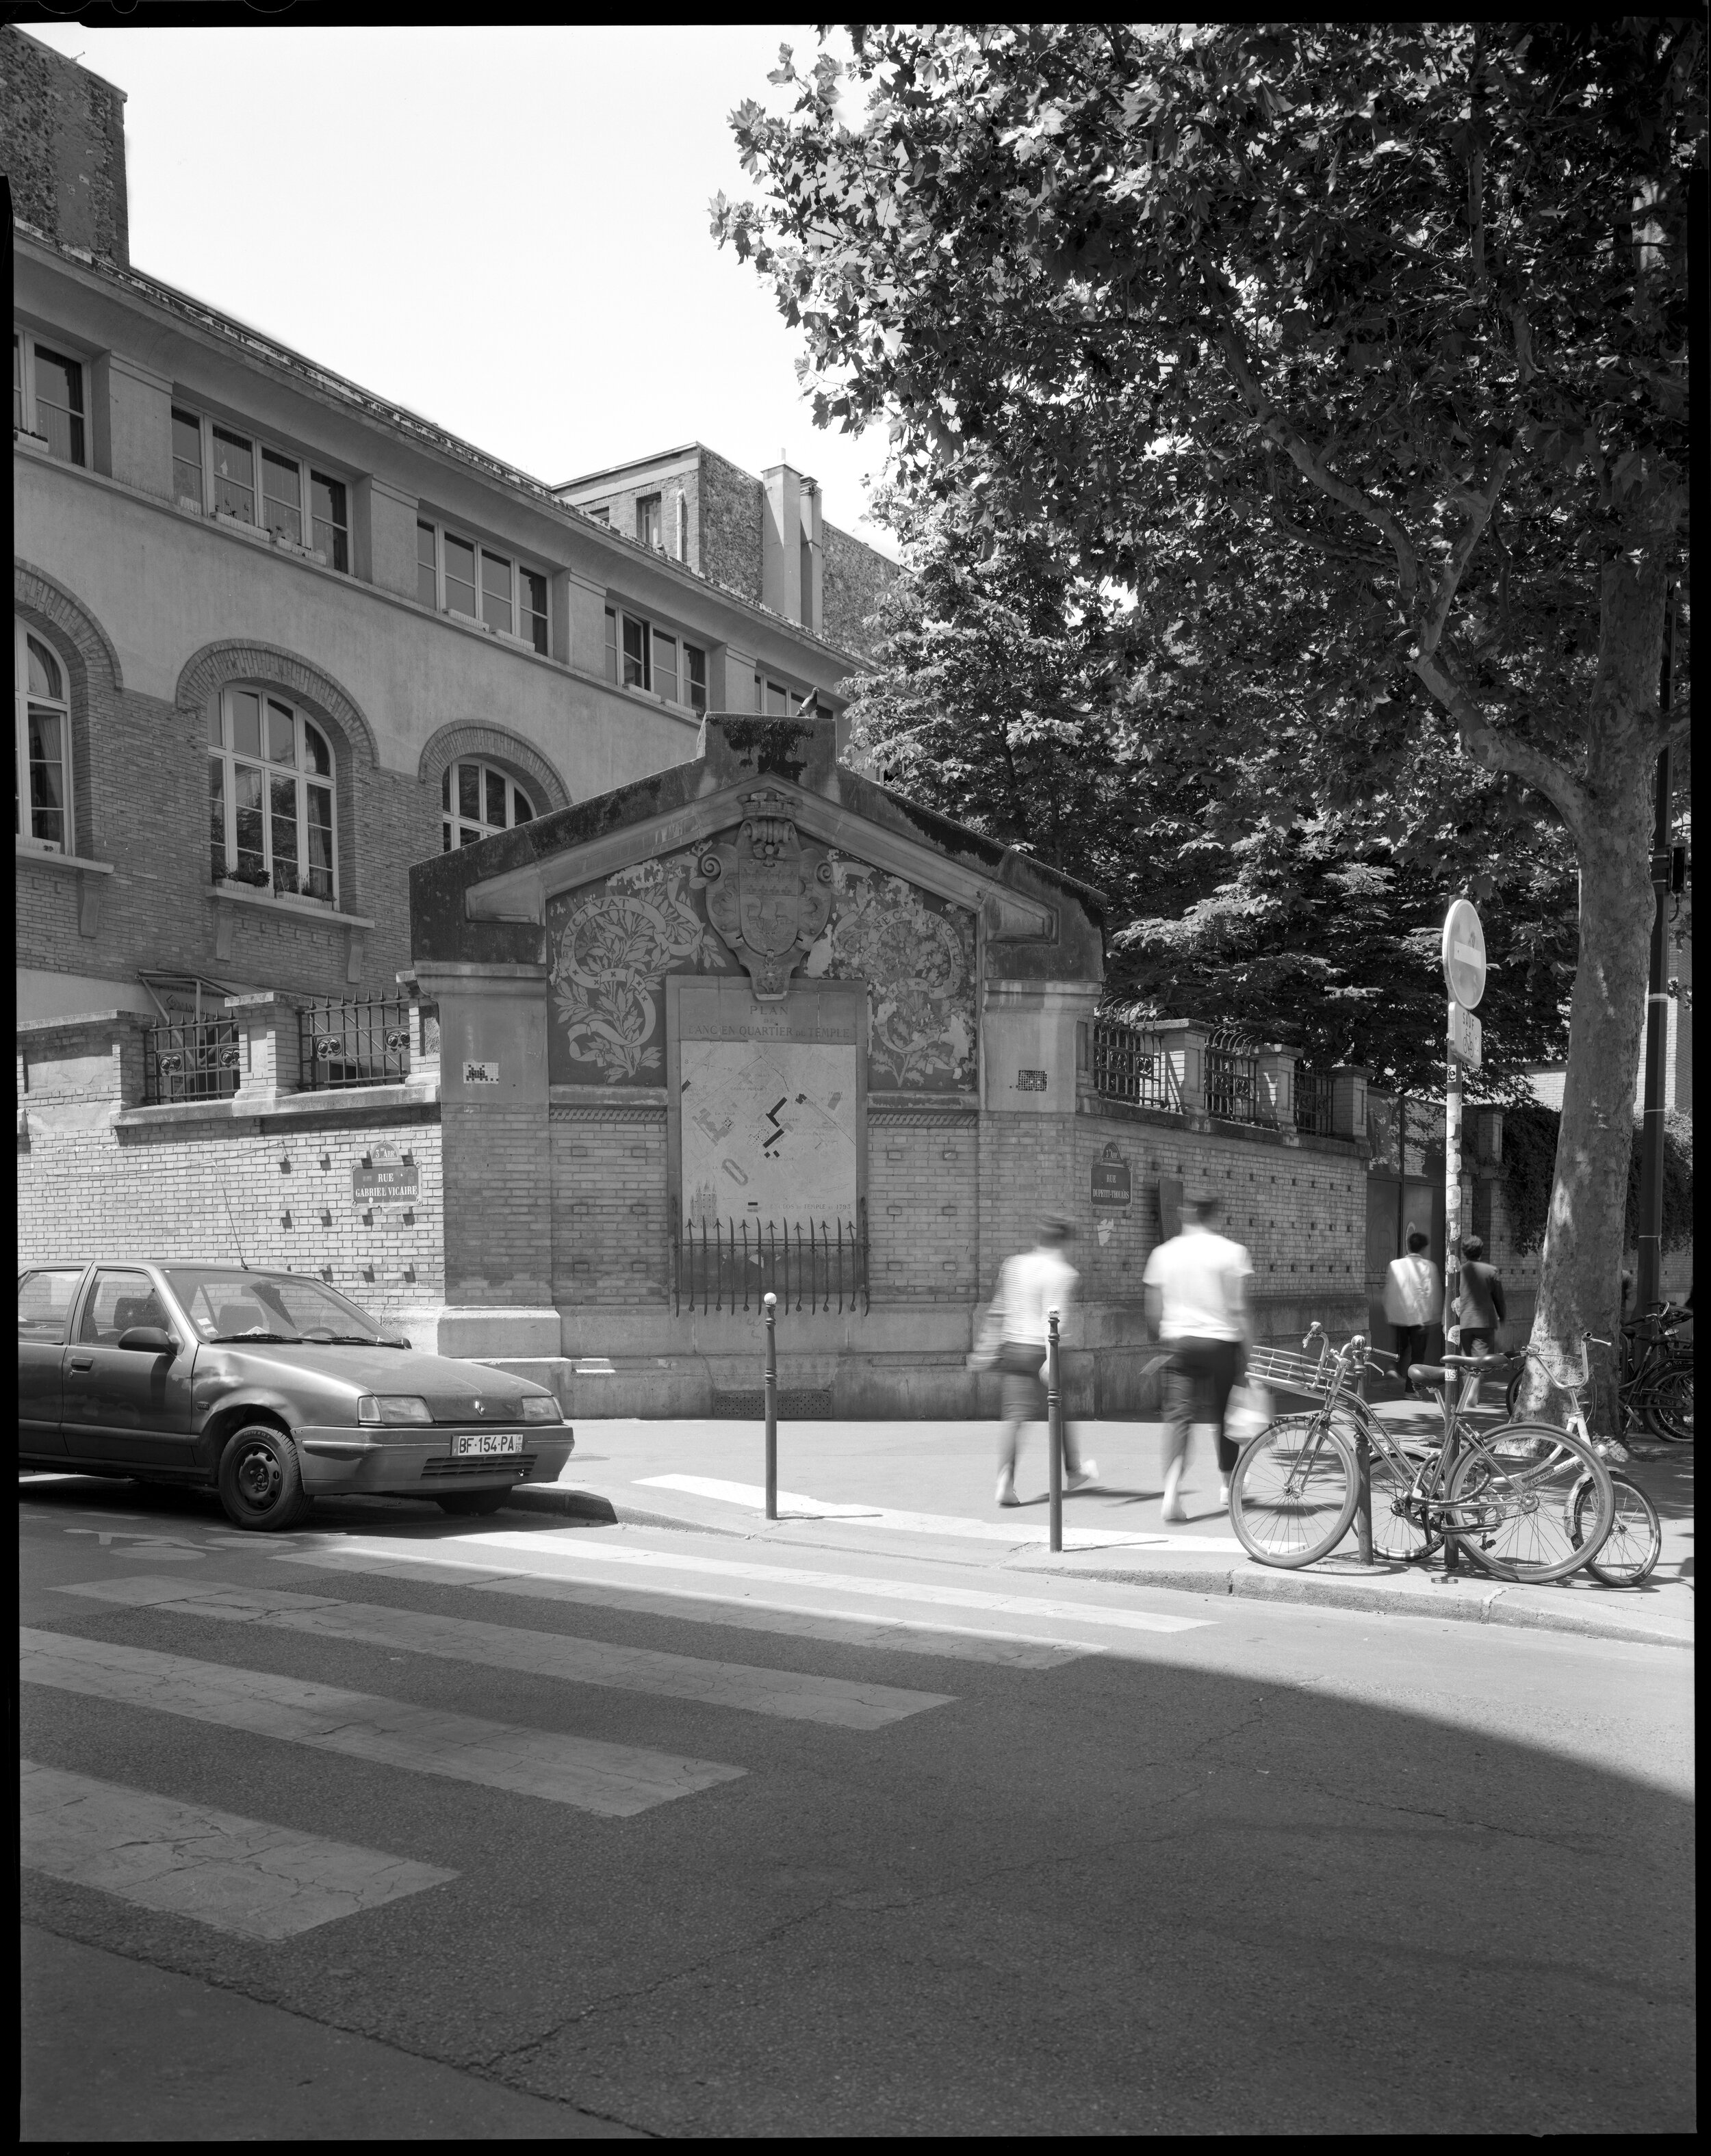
[441,758,535,850]
[15,620,72,853]
[208,686,336,901]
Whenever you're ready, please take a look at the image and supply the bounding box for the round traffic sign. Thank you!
[1443,898,1487,1011]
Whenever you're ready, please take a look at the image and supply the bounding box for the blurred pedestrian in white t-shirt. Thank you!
[1142,1194,1253,1522]
[988,1221,1095,1507]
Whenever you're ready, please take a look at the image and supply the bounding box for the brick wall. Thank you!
[550,1108,670,1306]
[869,1112,980,1301]
[441,1100,550,1304]
[821,521,899,662]
[17,1016,443,1332]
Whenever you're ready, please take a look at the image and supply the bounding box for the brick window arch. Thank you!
[418,724,569,855]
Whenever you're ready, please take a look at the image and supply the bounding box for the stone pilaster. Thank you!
[1256,1045,1298,1132]
[225,992,300,1106]
[980,980,1103,1115]
[416,960,554,1325]
[1150,1018,1209,1119]
[1330,1065,1368,1141]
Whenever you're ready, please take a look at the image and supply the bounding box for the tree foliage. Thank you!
[716,21,1699,1365]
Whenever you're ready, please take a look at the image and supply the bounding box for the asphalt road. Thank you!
[20,1474,1696,2139]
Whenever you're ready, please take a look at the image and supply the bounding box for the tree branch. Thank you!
[1211,307,1423,617]
[1411,648,1591,837]
[1420,452,1512,656]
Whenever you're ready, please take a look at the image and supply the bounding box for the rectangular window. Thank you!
[443,532,477,616]
[31,343,85,466]
[621,613,648,690]
[11,335,21,432]
[261,447,302,544]
[417,521,438,608]
[653,632,678,705]
[311,472,348,571]
[685,642,706,714]
[765,679,790,718]
[211,426,255,522]
[522,568,548,655]
[209,761,224,883]
[172,407,203,506]
[604,608,618,683]
[637,494,662,549]
[480,549,513,635]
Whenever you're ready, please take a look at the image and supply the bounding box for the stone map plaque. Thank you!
[669,977,866,1228]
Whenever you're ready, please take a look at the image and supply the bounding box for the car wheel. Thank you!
[435,1489,511,1517]
[218,1423,312,1531]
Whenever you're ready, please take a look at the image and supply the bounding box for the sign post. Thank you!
[1441,900,1488,1361]
[762,1291,778,1521]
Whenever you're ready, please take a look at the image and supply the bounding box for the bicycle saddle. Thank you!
[1407,1364,1449,1390]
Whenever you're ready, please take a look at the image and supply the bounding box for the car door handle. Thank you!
[67,1355,94,1371]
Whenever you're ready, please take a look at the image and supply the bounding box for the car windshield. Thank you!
[163,1269,387,1345]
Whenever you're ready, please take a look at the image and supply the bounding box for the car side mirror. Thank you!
[118,1325,179,1354]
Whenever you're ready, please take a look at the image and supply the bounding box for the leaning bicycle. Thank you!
[1493,1338,1663,1587]
[1231,1327,1616,1583]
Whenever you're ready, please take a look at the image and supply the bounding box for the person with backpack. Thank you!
[1142,1193,1253,1523]
[1456,1234,1506,1355]
[987,1220,1097,1509]
[1382,1228,1443,1395]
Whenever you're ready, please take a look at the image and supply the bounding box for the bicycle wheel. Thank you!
[1366,1443,1444,1564]
[1445,1422,1614,1583]
[1229,1412,1360,1569]
[1642,1367,1694,1444]
[1571,1472,1662,1587]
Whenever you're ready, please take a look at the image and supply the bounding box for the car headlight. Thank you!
[519,1396,563,1423]
[356,1394,433,1425]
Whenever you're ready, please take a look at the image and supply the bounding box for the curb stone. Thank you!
[506,1488,1692,1648]
[1020,1560,1692,1648]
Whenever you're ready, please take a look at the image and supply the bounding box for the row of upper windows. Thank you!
[16,615,541,888]
[15,323,838,700]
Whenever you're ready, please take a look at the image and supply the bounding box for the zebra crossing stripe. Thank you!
[21,1758,455,1940]
[19,1629,745,1817]
[276,1548,1088,1667]
[55,1578,955,1730]
[435,1535,1216,1636]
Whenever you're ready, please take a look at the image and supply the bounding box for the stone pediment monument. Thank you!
[408,714,1111,1414]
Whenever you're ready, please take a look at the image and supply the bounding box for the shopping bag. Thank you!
[966,1302,1002,1372]
[1226,1381,1273,1444]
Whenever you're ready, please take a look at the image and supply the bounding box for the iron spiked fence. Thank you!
[672,1208,869,1317]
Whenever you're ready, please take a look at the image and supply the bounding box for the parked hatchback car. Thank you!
[18,1262,574,1531]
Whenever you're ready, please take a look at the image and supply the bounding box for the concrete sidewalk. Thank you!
[516,1405,1694,1650]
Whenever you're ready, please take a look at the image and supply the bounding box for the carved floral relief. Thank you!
[547,834,977,1093]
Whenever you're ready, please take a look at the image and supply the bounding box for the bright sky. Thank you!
[23,21,897,554]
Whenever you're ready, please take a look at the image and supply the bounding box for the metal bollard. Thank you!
[762,1290,778,1522]
[1354,1349,1374,1563]
[1046,1307,1064,1555]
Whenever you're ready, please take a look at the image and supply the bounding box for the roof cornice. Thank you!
[13,227,872,669]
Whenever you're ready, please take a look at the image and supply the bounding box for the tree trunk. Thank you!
[1521,553,1673,1425]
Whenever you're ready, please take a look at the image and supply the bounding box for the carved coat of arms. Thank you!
[700,793,833,1000]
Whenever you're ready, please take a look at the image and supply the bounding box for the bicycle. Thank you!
[1231,1325,1616,1583]
[1504,1300,1693,1446]
[1493,1338,1664,1588]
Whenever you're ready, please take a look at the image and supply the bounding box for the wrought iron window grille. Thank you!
[1090,1019,1182,1113]
[144,1017,242,1104]
[1295,1068,1335,1137]
[1205,1026,1263,1124]
[297,995,415,1091]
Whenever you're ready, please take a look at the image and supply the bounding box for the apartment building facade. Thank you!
[9,27,897,1037]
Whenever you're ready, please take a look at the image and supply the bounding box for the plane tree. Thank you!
[715,19,1699,1380]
